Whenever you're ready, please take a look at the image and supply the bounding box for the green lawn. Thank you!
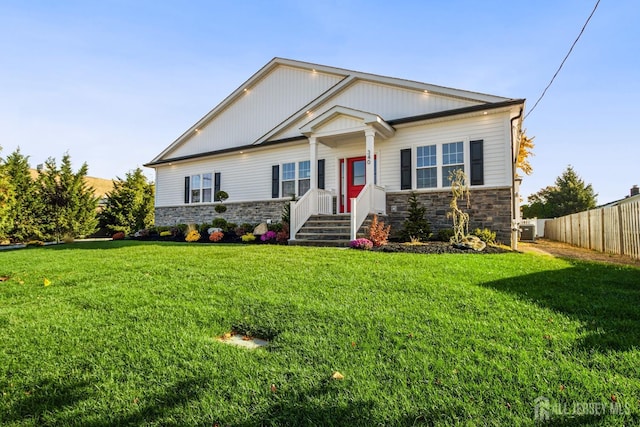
[0,241,639,426]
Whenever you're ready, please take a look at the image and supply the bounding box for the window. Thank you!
[442,141,464,186]
[190,175,201,203]
[416,145,437,188]
[282,162,296,197]
[202,173,212,203]
[274,161,314,198]
[186,173,213,203]
[352,160,366,186]
[298,160,310,196]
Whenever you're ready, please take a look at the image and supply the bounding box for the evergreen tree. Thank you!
[99,168,155,234]
[3,148,42,241]
[37,154,98,241]
[0,147,16,239]
[400,192,432,242]
[522,165,597,218]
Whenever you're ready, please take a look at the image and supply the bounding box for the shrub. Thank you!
[198,223,211,235]
[435,228,454,242]
[159,230,172,237]
[276,223,290,243]
[472,228,497,245]
[26,240,45,247]
[282,196,296,224]
[215,191,229,202]
[225,222,238,233]
[176,224,189,235]
[62,235,75,244]
[112,232,125,240]
[238,222,255,235]
[214,204,227,214]
[211,218,228,229]
[350,238,373,250]
[368,215,390,247]
[268,222,283,232]
[241,233,256,243]
[185,230,201,242]
[401,192,431,242]
[260,230,277,242]
[209,231,224,242]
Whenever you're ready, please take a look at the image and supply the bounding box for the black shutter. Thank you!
[470,140,484,186]
[400,148,412,190]
[317,159,325,190]
[271,165,280,198]
[214,172,221,201]
[184,176,190,204]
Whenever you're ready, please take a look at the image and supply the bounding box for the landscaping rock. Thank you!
[452,236,487,251]
[253,223,268,235]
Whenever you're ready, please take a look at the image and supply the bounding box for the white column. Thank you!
[365,129,375,186]
[309,136,318,190]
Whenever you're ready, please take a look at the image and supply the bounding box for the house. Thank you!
[599,185,640,208]
[145,58,525,247]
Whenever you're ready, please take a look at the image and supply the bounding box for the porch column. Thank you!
[309,136,318,190]
[365,129,375,186]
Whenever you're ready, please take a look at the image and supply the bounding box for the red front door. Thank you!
[341,157,367,213]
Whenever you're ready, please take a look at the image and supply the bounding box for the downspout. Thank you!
[510,107,524,251]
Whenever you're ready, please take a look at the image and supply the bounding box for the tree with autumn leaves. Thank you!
[517,130,535,176]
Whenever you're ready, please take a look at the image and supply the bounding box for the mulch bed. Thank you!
[373,242,510,254]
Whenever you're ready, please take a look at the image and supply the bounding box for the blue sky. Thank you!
[1,0,638,205]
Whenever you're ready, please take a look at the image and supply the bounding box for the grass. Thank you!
[0,241,639,426]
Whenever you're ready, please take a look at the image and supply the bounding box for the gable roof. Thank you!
[148,58,521,166]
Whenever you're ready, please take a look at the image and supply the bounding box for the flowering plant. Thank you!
[185,230,201,242]
[350,238,373,250]
[260,230,277,242]
[159,230,172,237]
[209,231,224,242]
[241,233,256,243]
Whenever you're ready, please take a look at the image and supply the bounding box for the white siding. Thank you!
[156,142,336,207]
[155,112,512,207]
[379,112,511,191]
[167,66,342,158]
[274,80,481,140]
[316,115,366,134]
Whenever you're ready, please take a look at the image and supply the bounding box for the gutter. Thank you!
[510,107,524,250]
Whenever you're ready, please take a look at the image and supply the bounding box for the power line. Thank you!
[525,0,600,120]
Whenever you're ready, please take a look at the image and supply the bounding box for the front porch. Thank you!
[289,106,394,244]
[288,186,387,245]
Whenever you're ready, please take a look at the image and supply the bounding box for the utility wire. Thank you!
[525,0,600,120]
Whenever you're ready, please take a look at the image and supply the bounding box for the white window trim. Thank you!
[188,172,213,204]
[412,139,471,190]
[280,160,311,198]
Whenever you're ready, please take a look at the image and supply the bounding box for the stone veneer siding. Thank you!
[385,187,513,243]
[155,187,513,243]
[155,199,288,227]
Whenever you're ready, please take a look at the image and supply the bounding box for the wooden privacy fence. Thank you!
[544,200,640,260]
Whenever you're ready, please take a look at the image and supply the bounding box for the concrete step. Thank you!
[296,232,350,240]
[288,239,352,247]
